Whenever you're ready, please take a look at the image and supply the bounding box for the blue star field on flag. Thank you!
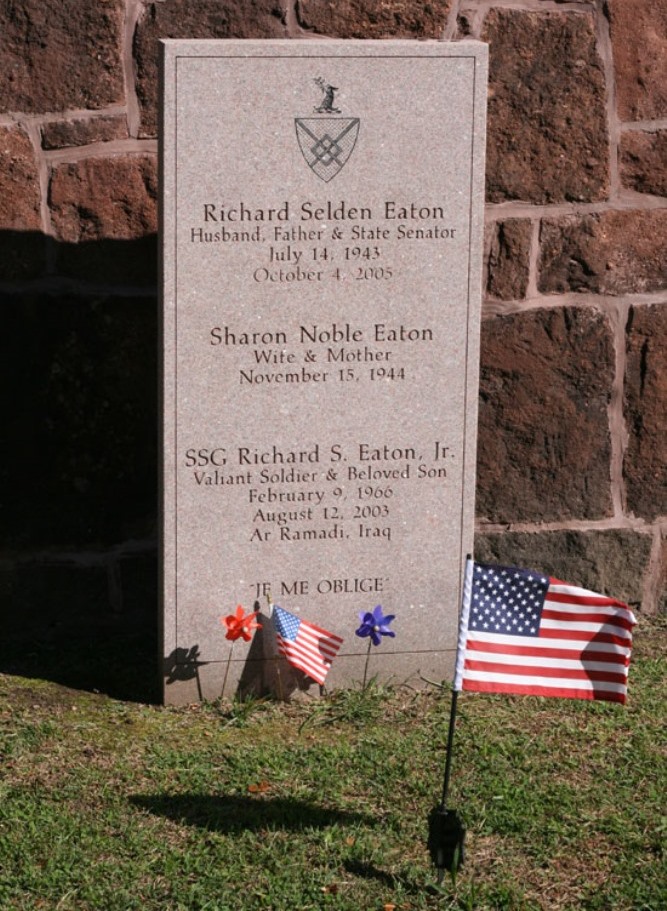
[469,564,549,638]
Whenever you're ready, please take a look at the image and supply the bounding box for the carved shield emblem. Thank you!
[295,117,360,182]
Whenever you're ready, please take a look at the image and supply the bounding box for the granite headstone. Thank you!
[160,39,488,703]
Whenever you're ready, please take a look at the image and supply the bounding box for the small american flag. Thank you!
[454,560,636,703]
[273,605,343,686]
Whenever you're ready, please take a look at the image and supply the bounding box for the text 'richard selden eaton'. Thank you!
[201,200,451,223]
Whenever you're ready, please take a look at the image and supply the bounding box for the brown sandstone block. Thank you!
[0,125,45,279]
[0,0,125,114]
[475,529,652,609]
[296,0,450,38]
[49,155,157,284]
[133,0,287,137]
[607,0,667,121]
[624,304,667,520]
[49,156,157,241]
[538,211,667,296]
[456,15,474,37]
[41,116,129,151]
[0,126,41,230]
[486,218,532,301]
[483,9,609,204]
[0,294,157,549]
[620,131,667,198]
[477,307,614,523]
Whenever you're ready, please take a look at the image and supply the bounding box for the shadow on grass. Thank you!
[130,793,376,833]
[342,859,442,897]
[343,859,397,888]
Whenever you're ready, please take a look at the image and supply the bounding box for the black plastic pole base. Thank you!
[428,806,466,880]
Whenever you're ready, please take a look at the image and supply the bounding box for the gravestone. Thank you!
[160,40,488,704]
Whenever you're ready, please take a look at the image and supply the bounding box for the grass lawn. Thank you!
[0,619,664,911]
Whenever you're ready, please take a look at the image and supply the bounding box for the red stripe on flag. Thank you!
[299,621,344,644]
[542,608,635,631]
[277,637,333,679]
[277,645,327,685]
[537,627,631,647]
[465,639,630,663]
[462,678,627,704]
[547,591,628,608]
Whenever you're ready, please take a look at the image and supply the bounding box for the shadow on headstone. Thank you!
[163,644,207,701]
[161,607,318,703]
[234,604,316,701]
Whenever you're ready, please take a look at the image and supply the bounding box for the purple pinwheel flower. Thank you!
[355,605,396,646]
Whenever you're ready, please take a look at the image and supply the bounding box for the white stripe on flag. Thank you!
[463,653,630,672]
[461,668,628,695]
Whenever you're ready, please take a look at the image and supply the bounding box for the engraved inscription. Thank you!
[161,42,487,691]
[182,436,456,550]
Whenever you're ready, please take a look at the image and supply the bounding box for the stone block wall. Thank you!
[1,1,665,689]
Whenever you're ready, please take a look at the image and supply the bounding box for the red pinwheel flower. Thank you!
[221,605,262,642]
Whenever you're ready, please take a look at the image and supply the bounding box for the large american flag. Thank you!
[273,605,343,686]
[454,561,636,703]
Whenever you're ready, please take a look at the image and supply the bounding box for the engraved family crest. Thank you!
[295,78,360,182]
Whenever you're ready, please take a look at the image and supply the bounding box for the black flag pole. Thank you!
[428,688,466,882]
[440,688,459,809]
[427,555,472,882]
